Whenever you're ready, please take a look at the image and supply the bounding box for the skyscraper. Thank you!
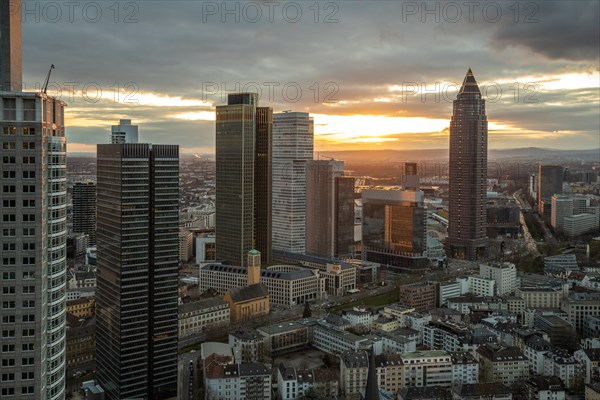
[72,181,96,245]
[1,2,68,398]
[446,69,488,260]
[96,144,179,400]
[0,0,22,92]
[537,165,563,216]
[305,160,355,259]
[362,188,429,270]
[272,111,314,254]
[110,119,139,144]
[215,93,273,266]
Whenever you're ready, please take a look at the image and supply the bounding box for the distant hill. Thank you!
[317,148,600,163]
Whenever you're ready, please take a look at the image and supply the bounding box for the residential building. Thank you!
[400,350,453,387]
[306,160,355,259]
[398,281,440,312]
[110,118,139,144]
[204,362,271,400]
[525,376,565,400]
[476,344,529,385]
[515,287,563,309]
[479,262,518,295]
[272,111,314,254]
[362,187,429,271]
[72,181,97,245]
[450,351,479,385]
[66,297,96,318]
[215,93,273,265]
[584,315,600,338]
[96,144,180,400]
[229,328,266,363]
[574,348,600,384]
[340,351,369,400]
[561,292,600,332]
[446,69,488,260]
[179,297,230,338]
[65,315,96,377]
[451,383,512,400]
[542,350,579,389]
[0,13,68,397]
[523,334,552,374]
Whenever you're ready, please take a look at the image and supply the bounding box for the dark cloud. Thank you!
[16,0,600,150]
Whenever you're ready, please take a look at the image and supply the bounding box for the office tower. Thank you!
[403,162,420,190]
[110,119,139,144]
[255,107,273,264]
[215,93,273,266]
[305,160,354,258]
[0,0,22,92]
[537,165,563,215]
[72,181,96,245]
[551,195,573,233]
[272,111,314,254]
[0,3,68,398]
[446,69,488,260]
[96,144,179,400]
[362,188,428,270]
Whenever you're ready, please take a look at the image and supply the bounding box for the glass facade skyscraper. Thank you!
[272,112,314,254]
[96,143,179,400]
[215,93,273,266]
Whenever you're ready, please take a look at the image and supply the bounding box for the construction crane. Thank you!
[41,64,55,94]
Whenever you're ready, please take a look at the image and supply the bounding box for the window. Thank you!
[2,170,16,178]
[22,315,35,323]
[3,199,16,207]
[2,142,15,150]
[2,344,15,352]
[2,257,16,265]
[21,358,34,366]
[3,214,16,222]
[23,99,36,121]
[23,199,35,208]
[22,286,35,294]
[21,387,34,395]
[3,272,15,280]
[2,287,15,294]
[23,127,35,135]
[23,156,35,164]
[3,185,16,192]
[23,185,35,193]
[23,272,35,280]
[22,372,34,380]
[3,98,16,120]
[22,343,34,352]
[2,388,15,396]
[23,243,35,251]
[23,214,35,222]
[22,257,35,265]
[2,315,15,323]
[23,142,35,150]
[23,300,35,308]
[22,171,35,179]
[2,243,16,251]
[1,330,15,338]
[3,155,16,164]
[2,301,16,309]
[1,373,15,382]
[23,228,35,236]
[22,329,35,337]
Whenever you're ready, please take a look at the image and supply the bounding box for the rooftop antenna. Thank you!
[41,64,55,94]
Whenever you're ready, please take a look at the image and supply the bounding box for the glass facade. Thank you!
[96,144,179,400]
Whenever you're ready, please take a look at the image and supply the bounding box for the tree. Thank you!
[303,302,312,318]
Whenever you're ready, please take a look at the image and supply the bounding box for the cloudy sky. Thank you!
[19,0,599,153]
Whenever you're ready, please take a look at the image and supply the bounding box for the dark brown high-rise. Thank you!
[446,69,488,260]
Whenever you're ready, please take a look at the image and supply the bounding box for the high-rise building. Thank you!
[72,181,96,244]
[215,93,273,266]
[537,165,563,215]
[403,162,420,190]
[272,111,314,254]
[362,188,429,270]
[96,143,179,400]
[110,119,139,144]
[1,3,68,398]
[305,160,354,259]
[0,0,22,92]
[446,69,488,260]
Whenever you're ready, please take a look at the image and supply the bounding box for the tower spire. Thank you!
[1,0,23,91]
[458,68,480,95]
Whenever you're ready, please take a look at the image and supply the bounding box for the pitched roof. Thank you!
[227,283,268,303]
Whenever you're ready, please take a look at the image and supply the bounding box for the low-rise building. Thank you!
[515,287,564,309]
[451,382,512,400]
[339,351,369,400]
[476,344,529,385]
[398,281,440,312]
[561,292,600,332]
[204,362,271,400]
[450,351,479,385]
[400,350,453,387]
[574,348,600,384]
[224,284,270,322]
[257,321,311,356]
[66,297,96,319]
[229,328,266,363]
[525,375,566,400]
[542,350,579,389]
[479,262,518,295]
[179,297,230,338]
